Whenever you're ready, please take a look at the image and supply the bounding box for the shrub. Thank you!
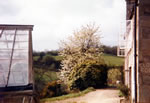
[42,55,55,66]
[41,80,69,98]
[68,60,108,90]
[118,84,129,98]
[107,68,122,86]
[34,68,58,97]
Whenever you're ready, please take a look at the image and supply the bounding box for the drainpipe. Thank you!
[134,0,138,103]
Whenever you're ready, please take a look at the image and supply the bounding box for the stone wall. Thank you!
[138,0,150,102]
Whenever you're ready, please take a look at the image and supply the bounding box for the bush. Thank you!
[107,68,122,86]
[118,84,129,98]
[34,68,58,97]
[42,55,55,66]
[68,60,108,90]
[41,81,69,98]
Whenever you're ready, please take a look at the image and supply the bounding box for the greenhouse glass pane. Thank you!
[0,51,11,59]
[0,61,9,87]
[0,60,9,71]
[0,75,5,87]
[17,30,29,35]
[7,60,28,86]
[0,34,14,41]
[13,52,28,60]
[16,35,28,42]
[0,42,13,49]
[0,29,29,87]
[14,42,28,49]
[3,30,16,35]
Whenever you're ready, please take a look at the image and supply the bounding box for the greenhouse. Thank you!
[0,25,34,89]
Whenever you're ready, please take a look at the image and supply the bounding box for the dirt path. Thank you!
[46,89,122,103]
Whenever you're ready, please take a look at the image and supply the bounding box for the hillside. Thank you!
[102,53,124,66]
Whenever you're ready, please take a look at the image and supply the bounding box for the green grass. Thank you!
[51,53,124,66]
[52,55,63,61]
[102,53,124,66]
[33,56,40,61]
[40,87,95,103]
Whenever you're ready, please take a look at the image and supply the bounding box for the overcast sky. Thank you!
[0,0,126,51]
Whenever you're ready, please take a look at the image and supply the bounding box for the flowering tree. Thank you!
[59,24,103,83]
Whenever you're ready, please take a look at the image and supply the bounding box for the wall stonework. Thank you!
[138,0,150,102]
[142,28,150,39]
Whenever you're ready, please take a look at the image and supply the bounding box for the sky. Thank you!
[0,0,126,51]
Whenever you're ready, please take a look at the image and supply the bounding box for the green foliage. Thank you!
[41,80,68,98]
[33,49,124,99]
[46,50,59,56]
[41,87,95,103]
[102,53,124,66]
[33,50,63,98]
[59,24,103,84]
[102,53,124,87]
[33,56,40,61]
[42,55,55,66]
[107,68,123,86]
[52,55,63,61]
[118,84,129,98]
[34,68,58,96]
[33,51,62,70]
[102,45,117,55]
[68,60,108,90]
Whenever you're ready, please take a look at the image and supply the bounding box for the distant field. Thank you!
[52,53,124,66]
[102,53,124,66]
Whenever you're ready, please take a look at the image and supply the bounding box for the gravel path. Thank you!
[46,89,122,103]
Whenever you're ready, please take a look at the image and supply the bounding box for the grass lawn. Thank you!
[40,87,95,103]
[102,53,124,66]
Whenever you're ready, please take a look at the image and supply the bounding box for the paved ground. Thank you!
[46,89,122,103]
